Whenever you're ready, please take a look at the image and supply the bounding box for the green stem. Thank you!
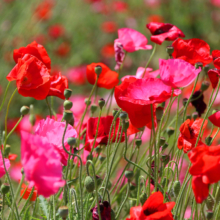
[210,128,220,145]
[46,97,52,118]
[6,116,23,142]
[0,81,11,113]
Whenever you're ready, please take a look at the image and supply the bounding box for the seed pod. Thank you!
[195,62,203,69]
[205,193,215,210]
[166,46,174,56]
[112,108,119,117]
[156,107,164,121]
[94,65,102,75]
[158,137,166,147]
[20,106,30,116]
[99,155,106,162]
[135,139,142,147]
[90,104,98,114]
[1,183,10,194]
[162,143,169,151]
[173,181,181,197]
[58,206,69,219]
[63,100,73,110]
[182,98,188,107]
[64,89,72,99]
[125,170,134,180]
[140,192,148,205]
[161,155,170,166]
[87,154,93,161]
[84,98,91,106]
[67,137,76,146]
[123,120,129,131]
[119,112,127,120]
[63,110,73,123]
[84,176,95,193]
[186,114,191,120]
[166,127,174,137]
[98,98,105,109]
[95,147,102,153]
[205,137,212,146]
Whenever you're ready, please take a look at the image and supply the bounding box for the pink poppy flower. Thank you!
[35,118,77,165]
[0,153,10,178]
[21,131,65,197]
[9,162,22,182]
[66,66,87,85]
[209,111,220,127]
[159,59,201,88]
[115,28,152,53]
[211,0,220,7]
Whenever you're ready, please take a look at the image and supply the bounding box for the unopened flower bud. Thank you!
[162,142,169,151]
[63,110,73,123]
[205,194,215,210]
[204,64,209,73]
[161,155,170,166]
[67,137,76,146]
[159,137,166,147]
[166,127,175,137]
[1,183,10,194]
[161,177,169,188]
[63,100,73,110]
[135,138,142,147]
[125,170,134,180]
[120,112,128,120]
[182,98,188,107]
[29,114,36,126]
[205,137,212,146]
[58,206,69,219]
[140,192,148,205]
[156,107,164,121]
[166,46,174,56]
[206,211,214,220]
[124,120,129,131]
[90,104,98,114]
[99,155,106,162]
[95,146,102,153]
[4,145,10,158]
[85,176,95,193]
[173,181,181,197]
[84,98,91,106]
[20,106,29,116]
[95,65,102,75]
[98,98,105,109]
[87,154,93,161]
[195,62,203,69]
[64,89,72,99]
[113,108,119,117]
[201,81,210,92]
[192,112,199,120]
[186,115,191,120]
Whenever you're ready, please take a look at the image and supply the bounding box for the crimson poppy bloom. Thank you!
[86,63,119,89]
[35,0,54,20]
[48,24,65,39]
[101,43,115,58]
[85,116,124,151]
[172,38,212,66]
[208,69,220,89]
[91,201,111,220]
[47,73,68,99]
[20,184,38,201]
[55,42,71,57]
[191,90,206,116]
[177,119,207,153]
[126,191,175,220]
[188,144,220,203]
[212,50,220,69]
[209,111,220,127]
[146,22,185,45]
[101,21,117,33]
[114,77,181,129]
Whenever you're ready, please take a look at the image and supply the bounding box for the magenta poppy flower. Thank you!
[66,65,87,85]
[146,22,185,45]
[35,118,77,165]
[115,28,152,53]
[209,111,220,127]
[159,59,201,88]
[0,152,10,178]
[115,77,181,128]
[21,131,65,197]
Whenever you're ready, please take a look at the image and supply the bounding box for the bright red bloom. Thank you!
[115,77,181,128]
[47,73,68,99]
[55,42,70,57]
[101,21,117,33]
[85,116,124,151]
[7,54,51,100]
[86,63,119,89]
[113,1,128,12]
[172,38,212,66]
[188,144,220,203]
[212,50,220,69]
[126,191,175,220]
[35,0,54,20]
[146,22,185,45]
[101,43,115,58]
[20,184,38,201]
[209,111,220,127]
[208,69,220,89]
[177,119,207,153]
[13,41,51,71]
[48,24,65,39]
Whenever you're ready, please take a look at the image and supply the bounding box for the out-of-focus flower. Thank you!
[55,42,71,57]
[113,1,128,12]
[146,22,185,45]
[101,43,115,58]
[66,66,87,85]
[208,69,220,89]
[144,0,161,8]
[212,50,220,69]
[101,21,117,33]
[48,24,65,39]
[35,0,54,20]
[20,184,37,201]
[115,77,181,128]
[0,152,10,178]
[85,116,124,151]
[191,90,206,116]
[172,38,212,66]
[211,0,220,7]
[209,111,220,127]
[178,119,207,153]
[159,59,201,88]
[126,191,175,220]
[147,15,164,23]
[48,73,68,99]
[91,201,111,220]
[9,162,22,182]
[115,28,152,53]
[86,63,119,89]
[35,118,77,166]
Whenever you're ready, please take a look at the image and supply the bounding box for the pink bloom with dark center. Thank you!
[0,153,10,178]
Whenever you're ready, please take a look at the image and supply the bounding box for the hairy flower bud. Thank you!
[205,194,215,210]
[20,106,30,116]
[173,181,181,197]
[135,138,142,147]
[140,192,148,205]
[201,81,210,92]
[205,137,212,146]
[161,177,169,188]
[1,183,10,194]
[58,206,69,219]
[125,170,134,180]
[84,98,91,106]
[85,176,95,193]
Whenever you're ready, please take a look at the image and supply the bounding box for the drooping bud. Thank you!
[90,104,98,114]
[99,155,106,162]
[205,137,212,146]
[158,137,166,147]
[84,176,95,193]
[162,143,169,151]
[98,98,105,109]
[95,146,102,154]
[135,138,142,147]
[140,192,148,205]
[67,137,76,146]
[63,100,73,110]
[161,155,170,166]
[20,106,29,116]
[84,98,91,106]
[64,88,72,99]
[125,170,134,180]
[87,154,93,161]
[156,106,164,121]
[205,194,215,210]
[166,46,174,57]
[201,81,210,92]
[166,127,175,137]
[94,65,102,75]
[161,177,169,188]
[63,110,73,123]
[192,112,199,120]
[1,183,10,194]
[173,181,181,197]
[58,206,69,219]
[119,112,128,120]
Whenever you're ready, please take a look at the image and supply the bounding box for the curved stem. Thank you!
[98,187,110,203]
[70,188,80,215]
[136,176,146,206]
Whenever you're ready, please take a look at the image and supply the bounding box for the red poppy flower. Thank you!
[13,41,51,71]
[101,43,115,58]
[147,15,164,23]
[86,63,119,89]
[35,0,54,20]
[91,201,111,220]
[85,116,124,151]
[146,22,185,45]
[188,144,220,203]
[48,24,65,39]
[209,111,220,127]
[113,1,128,12]
[126,191,175,220]
[208,69,220,89]
[55,42,70,57]
[47,73,68,99]
[212,50,220,69]
[101,21,117,33]
[8,154,17,161]
[177,119,207,153]
[114,77,181,129]
[7,54,51,100]
[20,184,37,201]
[172,38,212,66]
